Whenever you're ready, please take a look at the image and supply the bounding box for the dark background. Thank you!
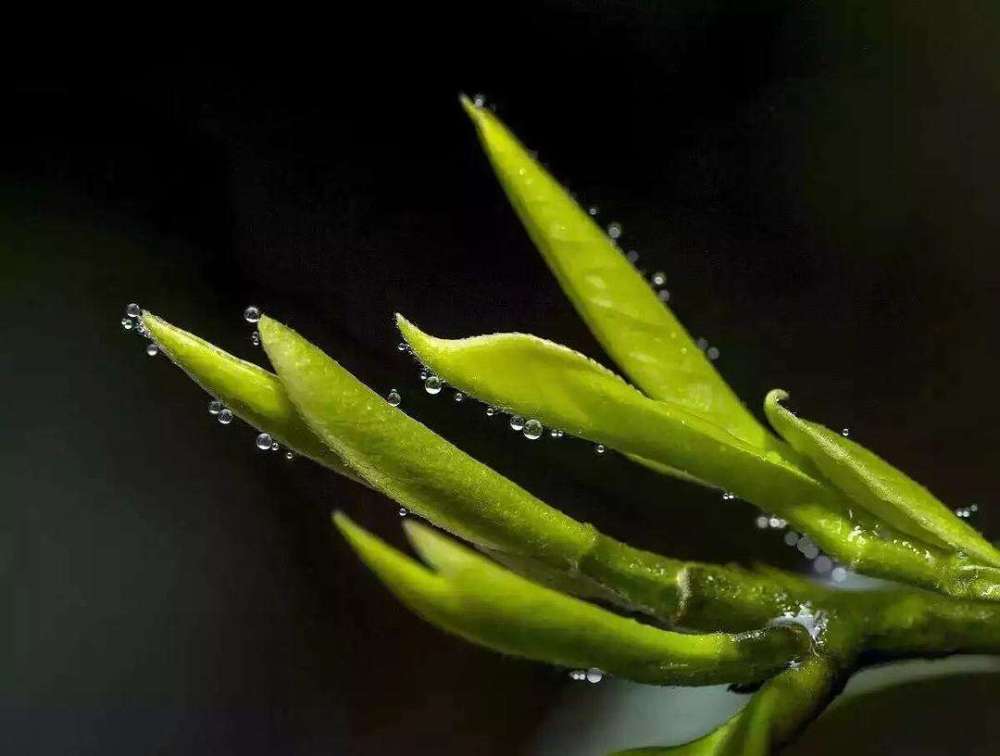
[3,2,1000,753]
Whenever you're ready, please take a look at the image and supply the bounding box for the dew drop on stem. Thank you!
[387,389,401,407]
[522,419,543,440]
[243,305,261,323]
[256,433,273,451]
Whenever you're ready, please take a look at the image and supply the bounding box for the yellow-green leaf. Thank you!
[335,513,809,686]
[460,95,770,450]
[765,389,1000,568]
[142,312,360,483]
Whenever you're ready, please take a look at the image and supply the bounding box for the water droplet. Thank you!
[126,303,141,318]
[607,222,622,239]
[256,433,273,451]
[696,337,709,351]
[768,516,785,530]
[121,317,133,330]
[419,369,429,380]
[472,93,486,108]
[387,389,401,407]
[648,272,666,287]
[218,409,234,425]
[285,451,295,461]
[549,428,563,438]
[145,343,159,357]
[208,400,224,415]
[841,428,850,437]
[813,556,833,574]
[657,289,671,302]
[397,342,408,352]
[250,330,260,347]
[509,415,525,431]
[424,375,442,395]
[588,206,599,216]
[485,407,496,417]
[569,669,585,681]
[243,305,261,323]
[831,567,848,583]
[586,668,604,684]
[755,515,770,529]
[271,441,279,451]
[453,392,464,402]
[594,443,606,455]
[797,538,820,560]
[626,250,640,263]
[135,320,149,338]
[523,419,543,440]
[707,346,720,361]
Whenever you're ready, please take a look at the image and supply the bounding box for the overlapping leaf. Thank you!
[460,96,770,450]
[765,390,1000,568]
[335,513,809,686]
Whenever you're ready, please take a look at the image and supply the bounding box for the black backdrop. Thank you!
[4,2,1000,754]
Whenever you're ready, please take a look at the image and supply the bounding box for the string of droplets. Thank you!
[568,667,604,684]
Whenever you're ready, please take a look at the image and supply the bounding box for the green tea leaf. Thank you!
[765,390,1000,568]
[460,95,770,450]
[335,513,809,686]
[258,314,596,567]
[396,315,831,520]
[142,313,361,483]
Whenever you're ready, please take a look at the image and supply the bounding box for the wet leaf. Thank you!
[460,95,770,450]
[765,390,1000,568]
[335,513,809,686]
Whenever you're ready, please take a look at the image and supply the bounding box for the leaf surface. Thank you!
[335,513,808,686]
[460,96,770,449]
[765,390,1000,568]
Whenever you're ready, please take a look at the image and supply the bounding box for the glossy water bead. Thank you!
[243,305,261,323]
[509,416,525,431]
[145,343,159,357]
[424,375,442,395]
[586,668,604,684]
[387,389,402,407]
[121,317,133,330]
[651,271,667,287]
[522,419,543,440]
[208,400,224,415]
[218,409,234,425]
[607,222,622,239]
[594,443,606,455]
[453,392,464,402]
[126,303,141,318]
[250,330,260,347]
[256,433,273,451]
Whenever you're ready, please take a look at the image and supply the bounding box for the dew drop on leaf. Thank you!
[549,428,563,438]
[126,303,141,318]
[256,432,273,451]
[586,668,604,684]
[145,343,159,357]
[607,222,622,239]
[243,305,261,323]
[657,289,671,302]
[831,567,848,582]
[594,443,606,455]
[485,407,496,417]
[285,451,295,461]
[399,507,408,517]
[387,389,401,407]
[217,409,233,425]
[626,250,640,263]
[121,317,133,331]
[588,206,599,216]
[509,415,525,431]
[251,330,260,347]
[523,419,543,440]
[651,271,667,287]
[755,515,769,529]
[424,375,442,395]
[208,400,223,415]
[453,392,464,402]
[707,346,720,360]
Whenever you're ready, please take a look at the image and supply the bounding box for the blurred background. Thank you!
[3,1,1000,753]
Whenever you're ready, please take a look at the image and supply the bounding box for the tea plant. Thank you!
[128,97,1000,754]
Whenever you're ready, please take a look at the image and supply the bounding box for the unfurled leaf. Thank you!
[335,513,809,686]
[460,96,770,450]
[765,390,1000,568]
[142,312,361,483]
[396,316,835,518]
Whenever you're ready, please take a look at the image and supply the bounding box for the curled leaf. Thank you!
[460,95,770,450]
[335,513,810,686]
[765,390,1000,568]
[258,314,596,567]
